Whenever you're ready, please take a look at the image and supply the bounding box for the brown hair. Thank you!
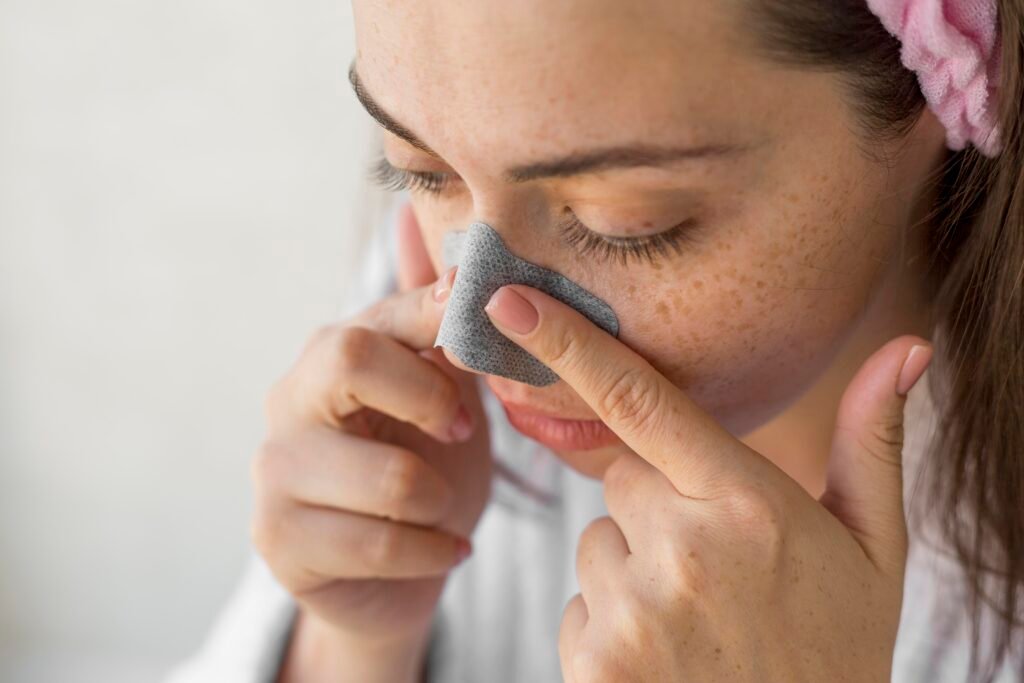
[747,1,1024,679]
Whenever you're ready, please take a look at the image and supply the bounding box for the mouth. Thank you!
[498,400,620,452]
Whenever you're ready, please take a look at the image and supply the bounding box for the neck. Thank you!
[739,248,934,498]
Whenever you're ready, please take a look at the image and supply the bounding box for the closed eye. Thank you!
[370,155,458,196]
[558,208,700,266]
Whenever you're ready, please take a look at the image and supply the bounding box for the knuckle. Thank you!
[856,415,906,467]
[366,524,401,569]
[612,592,659,655]
[578,516,611,550]
[603,454,642,491]
[249,506,283,560]
[251,439,289,491]
[264,366,308,426]
[263,324,340,424]
[308,323,338,350]
[351,300,389,330]
[599,368,662,433]
[249,445,294,560]
[720,487,786,553]
[544,323,584,369]
[380,450,423,506]
[262,379,286,423]
[418,376,460,426]
[335,325,377,376]
[661,542,709,599]
[576,516,624,582]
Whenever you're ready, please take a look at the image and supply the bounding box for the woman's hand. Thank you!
[484,284,933,683]
[251,204,493,658]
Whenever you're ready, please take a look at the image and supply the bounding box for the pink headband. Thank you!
[865,0,1002,157]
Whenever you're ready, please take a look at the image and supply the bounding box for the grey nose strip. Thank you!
[434,221,619,387]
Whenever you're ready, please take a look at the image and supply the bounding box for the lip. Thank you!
[499,401,620,452]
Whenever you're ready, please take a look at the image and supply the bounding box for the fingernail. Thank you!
[448,405,474,442]
[433,267,457,303]
[485,287,538,335]
[455,537,473,564]
[897,344,933,396]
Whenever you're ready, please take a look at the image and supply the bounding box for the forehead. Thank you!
[351,0,780,160]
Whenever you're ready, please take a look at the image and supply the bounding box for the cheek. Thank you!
[613,187,895,435]
[410,200,475,275]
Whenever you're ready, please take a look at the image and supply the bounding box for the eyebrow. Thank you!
[349,62,438,156]
[502,144,741,183]
[348,62,744,183]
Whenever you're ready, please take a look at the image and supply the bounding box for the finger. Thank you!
[602,453,680,551]
[396,202,437,292]
[576,516,629,604]
[255,429,454,526]
[275,324,470,441]
[820,335,931,576]
[559,593,589,683]
[484,284,762,497]
[330,328,471,442]
[351,267,455,350]
[257,503,470,582]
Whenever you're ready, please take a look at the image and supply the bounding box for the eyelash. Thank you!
[558,210,699,266]
[369,156,698,266]
[371,156,453,196]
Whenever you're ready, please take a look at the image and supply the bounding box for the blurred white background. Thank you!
[0,1,383,679]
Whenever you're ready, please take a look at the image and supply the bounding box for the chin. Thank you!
[550,442,631,480]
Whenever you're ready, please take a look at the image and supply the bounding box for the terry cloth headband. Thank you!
[865,0,1003,157]
[434,221,619,387]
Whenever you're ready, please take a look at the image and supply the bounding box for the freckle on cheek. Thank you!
[656,300,671,322]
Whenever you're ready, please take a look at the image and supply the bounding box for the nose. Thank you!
[434,220,619,388]
[439,345,485,377]
[434,221,561,386]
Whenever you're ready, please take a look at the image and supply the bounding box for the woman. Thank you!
[170,0,1023,681]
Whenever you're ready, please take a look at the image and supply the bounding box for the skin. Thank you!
[258,217,494,682]
[256,0,952,680]
[482,282,933,681]
[351,0,945,492]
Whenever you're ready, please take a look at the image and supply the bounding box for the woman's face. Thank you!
[351,0,945,478]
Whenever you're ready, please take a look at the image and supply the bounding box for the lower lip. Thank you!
[500,403,620,452]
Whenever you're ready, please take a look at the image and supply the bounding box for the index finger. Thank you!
[484,284,762,497]
[351,266,454,351]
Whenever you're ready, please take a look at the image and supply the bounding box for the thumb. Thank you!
[395,202,437,292]
[819,335,933,575]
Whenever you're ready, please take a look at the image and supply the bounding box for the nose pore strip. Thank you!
[433,221,620,387]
